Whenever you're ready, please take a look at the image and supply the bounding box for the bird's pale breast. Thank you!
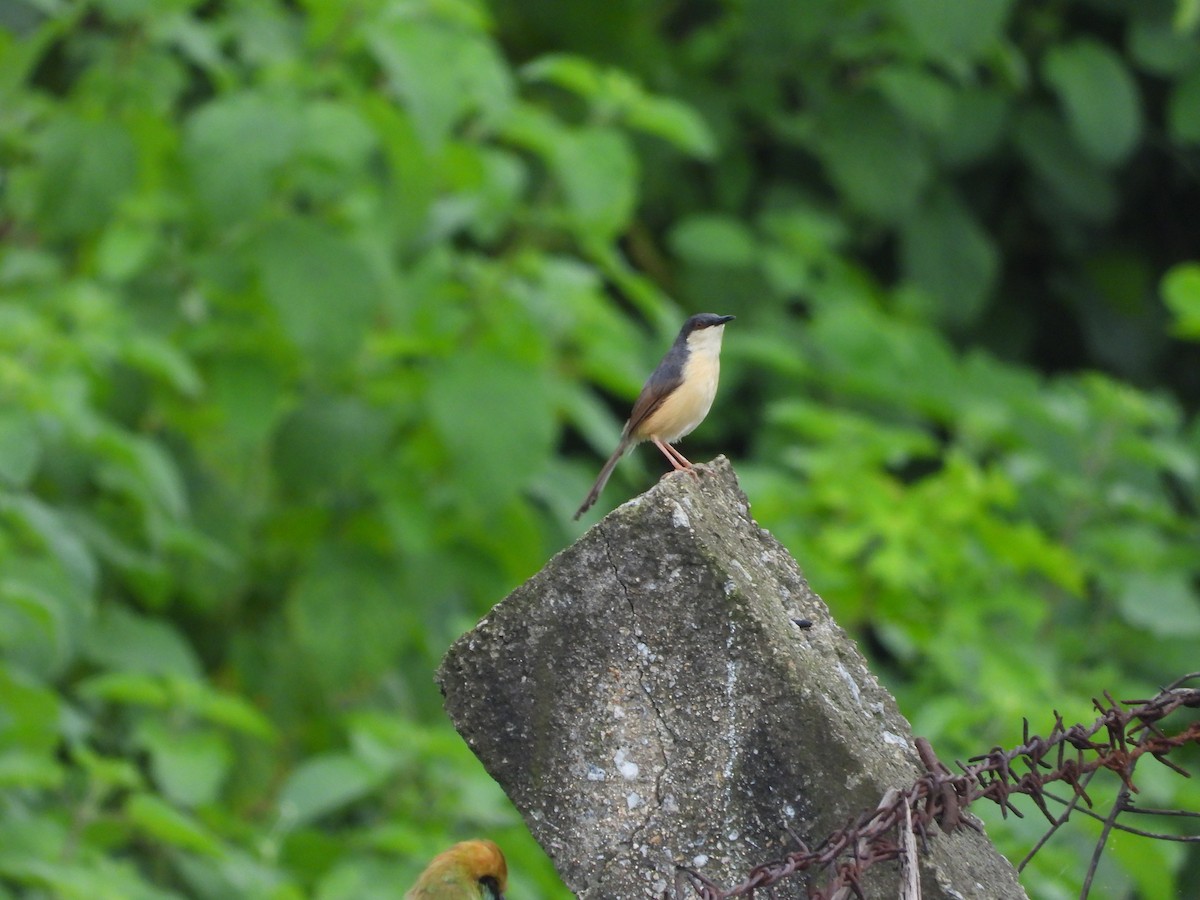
[640,348,720,442]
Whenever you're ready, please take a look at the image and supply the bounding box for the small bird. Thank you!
[575,313,735,519]
[405,840,508,899]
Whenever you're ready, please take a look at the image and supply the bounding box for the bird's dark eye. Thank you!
[479,875,503,900]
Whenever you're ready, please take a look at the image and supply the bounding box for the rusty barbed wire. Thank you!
[675,673,1200,899]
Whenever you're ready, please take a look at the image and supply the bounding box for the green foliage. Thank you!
[1,0,1198,898]
[1044,38,1143,166]
[1163,263,1200,338]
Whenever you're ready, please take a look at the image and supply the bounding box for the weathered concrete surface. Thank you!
[438,458,1026,899]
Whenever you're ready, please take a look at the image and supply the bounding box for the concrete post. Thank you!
[439,458,1026,898]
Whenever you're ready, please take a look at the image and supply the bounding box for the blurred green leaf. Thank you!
[899,187,999,328]
[669,215,758,268]
[623,93,717,159]
[0,666,60,754]
[874,66,955,136]
[1167,69,1200,144]
[2,495,97,593]
[30,117,137,239]
[551,125,637,238]
[184,92,300,225]
[83,606,202,678]
[1128,12,1200,75]
[1044,39,1142,165]
[120,337,204,399]
[316,857,412,900]
[1013,107,1117,221]
[126,793,224,856]
[894,0,1013,61]
[0,557,93,678]
[285,547,412,694]
[369,18,513,151]
[140,720,232,808]
[271,395,391,494]
[1161,263,1200,338]
[299,100,377,172]
[192,691,276,740]
[77,671,171,707]
[936,88,1010,166]
[256,220,381,369]
[1117,572,1200,637]
[0,412,40,488]
[278,754,382,830]
[1176,0,1200,31]
[524,53,715,157]
[0,816,67,881]
[0,750,63,789]
[427,350,555,507]
[95,221,158,282]
[814,94,930,222]
[66,512,173,609]
[93,428,190,522]
[521,53,603,95]
[206,355,288,450]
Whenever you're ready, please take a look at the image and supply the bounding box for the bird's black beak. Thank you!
[717,315,735,324]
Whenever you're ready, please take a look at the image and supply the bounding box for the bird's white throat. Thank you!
[684,323,727,360]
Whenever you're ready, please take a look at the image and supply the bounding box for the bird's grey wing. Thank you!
[622,363,682,437]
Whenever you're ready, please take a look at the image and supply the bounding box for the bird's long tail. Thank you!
[574,439,629,519]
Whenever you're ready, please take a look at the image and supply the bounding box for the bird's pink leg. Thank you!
[652,437,690,471]
[652,438,702,479]
[667,442,704,477]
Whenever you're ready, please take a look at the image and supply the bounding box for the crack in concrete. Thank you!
[597,519,676,825]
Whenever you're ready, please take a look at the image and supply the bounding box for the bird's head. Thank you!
[406,840,508,899]
[682,313,735,334]
[679,312,735,354]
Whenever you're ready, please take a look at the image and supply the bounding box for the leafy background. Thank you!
[2,0,1199,897]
